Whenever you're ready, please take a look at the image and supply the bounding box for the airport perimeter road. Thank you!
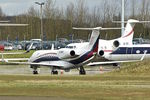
[0,65,113,75]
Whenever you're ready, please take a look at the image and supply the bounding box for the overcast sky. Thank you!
[0,0,103,16]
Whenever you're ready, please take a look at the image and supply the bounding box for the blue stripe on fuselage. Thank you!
[69,51,93,64]
[111,47,150,54]
[34,56,60,63]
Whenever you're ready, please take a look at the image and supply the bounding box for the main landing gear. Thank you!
[113,63,120,69]
[79,66,86,75]
[51,68,58,75]
[33,70,38,74]
[51,70,58,75]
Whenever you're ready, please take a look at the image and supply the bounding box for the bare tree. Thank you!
[27,6,39,17]
[74,0,89,26]
[0,6,5,18]
[43,0,56,19]
[130,0,135,18]
[26,6,40,39]
[65,3,75,25]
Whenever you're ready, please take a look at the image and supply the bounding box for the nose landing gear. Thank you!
[31,65,39,75]
[51,67,58,75]
[33,70,38,74]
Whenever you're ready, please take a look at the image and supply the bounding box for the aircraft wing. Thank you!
[1,60,75,69]
[87,60,142,66]
[88,52,146,66]
[0,43,33,55]
[0,58,29,62]
[0,52,27,55]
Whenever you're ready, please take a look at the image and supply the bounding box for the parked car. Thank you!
[4,43,13,51]
[30,39,42,43]
[57,38,70,44]
[133,38,150,44]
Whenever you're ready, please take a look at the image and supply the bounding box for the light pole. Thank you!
[35,2,44,49]
[121,0,125,36]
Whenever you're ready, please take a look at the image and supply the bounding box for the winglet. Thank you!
[25,43,33,53]
[0,51,8,62]
[140,51,147,61]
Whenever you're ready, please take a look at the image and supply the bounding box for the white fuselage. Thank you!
[97,38,150,61]
[104,44,150,61]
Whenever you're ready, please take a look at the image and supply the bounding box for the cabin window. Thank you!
[136,50,140,54]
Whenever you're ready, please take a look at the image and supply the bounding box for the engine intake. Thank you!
[70,50,75,56]
[99,50,104,56]
[113,40,120,48]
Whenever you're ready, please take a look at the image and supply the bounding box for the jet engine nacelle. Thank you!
[59,49,78,59]
[112,40,120,50]
[98,50,104,57]
[70,50,75,56]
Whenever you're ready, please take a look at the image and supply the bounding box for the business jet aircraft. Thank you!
[70,19,136,57]
[97,19,140,57]
[2,27,102,75]
[96,19,150,62]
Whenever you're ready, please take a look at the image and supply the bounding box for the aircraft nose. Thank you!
[28,56,35,63]
[28,57,32,62]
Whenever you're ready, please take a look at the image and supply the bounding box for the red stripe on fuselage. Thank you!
[85,43,99,60]
[123,29,134,38]
[86,51,94,59]
[103,50,113,52]
[93,42,98,52]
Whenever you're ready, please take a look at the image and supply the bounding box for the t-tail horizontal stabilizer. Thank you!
[73,27,121,31]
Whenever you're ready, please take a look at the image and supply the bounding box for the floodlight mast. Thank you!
[121,0,125,36]
[35,2,45,49]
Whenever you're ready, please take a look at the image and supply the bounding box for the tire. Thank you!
[52,71,58,75]
[79,70,86,75]
[33,71,38,74]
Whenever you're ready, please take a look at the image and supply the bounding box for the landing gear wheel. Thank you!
[51,70,58,75]
[79,66,86,75]
[33,70,38,74]
[31,65,39,75]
